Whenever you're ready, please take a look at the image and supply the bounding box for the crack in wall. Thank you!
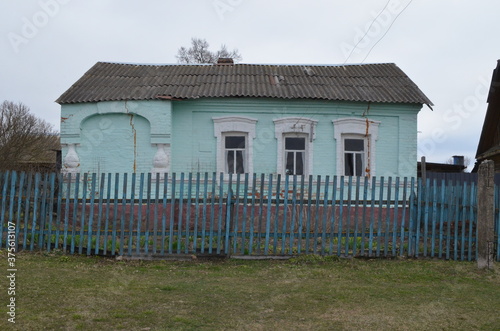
[126,101,137,173]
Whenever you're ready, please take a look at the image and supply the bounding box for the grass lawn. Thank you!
[1,251,499,330]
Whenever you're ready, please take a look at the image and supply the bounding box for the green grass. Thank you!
[1,250,499,330]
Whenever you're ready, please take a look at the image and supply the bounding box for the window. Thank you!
[344,138,365,176]
[285,137,305,175]
[333,118,380,178]
[274,117,317,176]
[213,116,257,175]
[225,135,246,174]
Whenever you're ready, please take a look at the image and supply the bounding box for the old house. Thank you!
[474,59,500,172]
[57,60,432,179]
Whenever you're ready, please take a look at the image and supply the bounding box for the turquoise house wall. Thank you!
[171,98,421,178]
[61,98,421,179]
[61,100,171,175]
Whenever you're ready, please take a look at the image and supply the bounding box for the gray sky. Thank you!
[2,0,499,170]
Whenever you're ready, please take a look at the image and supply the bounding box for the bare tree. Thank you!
[176,37,242,64]
[0,101,59,171]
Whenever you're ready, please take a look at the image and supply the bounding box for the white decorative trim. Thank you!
[151,143,170,180]
[61,144,80,182]
[62,143,80,174]
[213,116,258,175]
[273,117,318,176]
[332,117,380,177]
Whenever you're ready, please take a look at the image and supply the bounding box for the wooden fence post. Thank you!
[477,160,495,269]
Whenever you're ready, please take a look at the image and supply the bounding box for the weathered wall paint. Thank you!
[61,97,421,178]
[61,100,171,175]
[79,113,153,174]
[171,98,421,178]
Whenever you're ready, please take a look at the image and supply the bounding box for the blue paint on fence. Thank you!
[0,171,487,261]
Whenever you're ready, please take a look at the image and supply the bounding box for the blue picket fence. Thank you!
[0,170,497,261]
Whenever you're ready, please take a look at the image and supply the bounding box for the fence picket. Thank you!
[217,172,224,254]
[289,175,298,254]
[376,177,384,257]
[177,172,185,254]
[136,173,144,255]
[225,173,233,255]
[145,173,152,254]
[38,173,49,249]
[127,173,136,256]
[160,173,168,255]
[368,178,376,257]
[153,173,160,254]
[302,176,313,254]
[468,182,476,261]
[429,179,437,257]
[8,172,17,250]
[344,176,352,255]
[321,176,330,256]
[233,173,241,255]
[194,173,201,254]
[314,176,321,255]
[338,177,344,256]
[15,172,26,252]
[272,174,280,255]
[95,174,105,254]
[392,177,399,257]
[86,174,96,255]
[281,175,289,255]
[445,180,453,260]
[119,173,127,256]
[384,177,392,257]
[169,173,176,254]
[438,180,446,258]
[399,177,408,257]
[0,171,9,249]
[111,173,119,256]
[460,182,468,261]
[353,176,360,256]
[264,174,273,255]
[240,173,249,255]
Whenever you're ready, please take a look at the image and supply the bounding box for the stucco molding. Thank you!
[273,117,318,176]
[332,117,380,177]
[61,100,172,145]
[151,143,171,180]
[213,116,258,175]
[62,143,80,179]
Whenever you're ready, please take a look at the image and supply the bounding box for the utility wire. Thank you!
[342,0,392,66]
[361,0,414,63]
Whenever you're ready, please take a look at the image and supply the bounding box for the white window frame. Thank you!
[213,116,257,176]
[342,135,367,177]
[274,117,317,177]
[333,117,380,178]
[283,134,307,176]
[223,133,247,174]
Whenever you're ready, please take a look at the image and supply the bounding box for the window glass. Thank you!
[345,139,364,151]
[225,136,245,148]
[285,137,305,150]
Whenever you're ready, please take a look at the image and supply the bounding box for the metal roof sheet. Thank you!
[56,62,433,106]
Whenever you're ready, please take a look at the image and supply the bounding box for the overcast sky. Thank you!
[1,0,499,170]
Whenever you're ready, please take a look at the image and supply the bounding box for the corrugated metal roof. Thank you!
[56,62,433,106]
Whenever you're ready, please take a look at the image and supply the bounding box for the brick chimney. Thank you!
[217,58,234,65]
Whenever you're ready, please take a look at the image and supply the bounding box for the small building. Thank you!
[474,59,500,172]
[57,60,432,179]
